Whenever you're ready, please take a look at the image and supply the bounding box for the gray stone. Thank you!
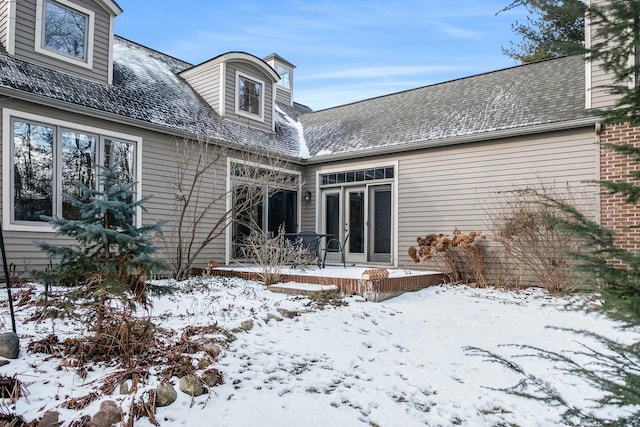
[0,332,19,359]
[265,313,282,322]
[179,375,205,397]
[277,308,299,319]
[198,340,221,359]
[240,320,254,331]
[201,369,223,387]
[155,383,177,407]
[197,358,211,369]
[0,360,9,367]
[37,411,61,427]
[91,400,121,427]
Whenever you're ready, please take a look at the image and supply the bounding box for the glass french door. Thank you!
[322,184,392,265]
[346,187,366,263]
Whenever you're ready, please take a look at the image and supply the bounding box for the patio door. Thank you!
[345,187,366,263]
[321,184,392,265]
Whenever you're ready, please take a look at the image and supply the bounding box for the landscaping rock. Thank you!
[155,383,177,407]
[201,369,223,387]
[0,332,19,359]
[91,400,121,427]
[198,340,221,359]
[277,308,299,319]
[265,313,282,322]
[37,411,61,427]
[240,320,254,331]
[179,375,205,397]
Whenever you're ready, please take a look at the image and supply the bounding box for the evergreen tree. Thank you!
[500,0,585,63]
[36,166,165,337]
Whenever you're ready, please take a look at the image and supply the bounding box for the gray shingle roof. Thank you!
[299,55,589,158]
[0,37,302,158]
[0,35,589,162]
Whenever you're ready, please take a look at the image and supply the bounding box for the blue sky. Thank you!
[114,1,526,111]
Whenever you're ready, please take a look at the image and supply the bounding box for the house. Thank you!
[0,0,631,278]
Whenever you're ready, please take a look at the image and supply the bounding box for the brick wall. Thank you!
[600,123,640,251]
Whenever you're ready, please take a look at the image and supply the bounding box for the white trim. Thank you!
[235,71,265,122]
[34,0,95,69]
[219,62,225,115]
[5,0,16,55]
[272,81,276,132]
[585,0,592,110]
[2,108,143,232]
[107,14,114,84]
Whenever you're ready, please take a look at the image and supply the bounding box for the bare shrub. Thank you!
[409,229,486,286]
[489,189,582,294]
[240,226,315,286]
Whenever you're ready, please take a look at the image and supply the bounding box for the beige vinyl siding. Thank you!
[0,99,230,274]
[300,169,317,231]
[588,56,618,110]
[13,0,111,83]
[396,128,598,268]
[275,87,292,106]
[225,61,274,132]
[179,61,222,113]
[586,0,621,110]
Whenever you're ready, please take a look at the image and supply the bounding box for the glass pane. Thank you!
[268,190,297,234]
[104,139,135,185]
[13,121,54,221]
[348,191,365,254]
[239,77,261,115]
[233,186,263,257]
[44,0,87,60]
[62,129,96,220]
[325,193,340,241]
[373,188,391,254]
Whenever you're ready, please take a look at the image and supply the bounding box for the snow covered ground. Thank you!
[1,276,639,426]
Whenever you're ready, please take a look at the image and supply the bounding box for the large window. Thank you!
[229,161,300,259]
[35,0,94,67]
[5,111,139,229]
[236,73,264,120]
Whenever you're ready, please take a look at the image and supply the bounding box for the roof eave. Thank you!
[302,117,599,165]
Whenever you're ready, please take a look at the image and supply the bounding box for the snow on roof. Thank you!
[299,56,590,158]
[0,35,590,162]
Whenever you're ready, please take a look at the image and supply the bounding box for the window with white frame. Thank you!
[35,0,94,67]
[236,73,264,120]
[7,114,138,226]
[276,64,291,90]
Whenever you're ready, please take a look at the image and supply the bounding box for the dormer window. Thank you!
[236,72,264,121]
[35,0,95,68]
[276,64,292,91]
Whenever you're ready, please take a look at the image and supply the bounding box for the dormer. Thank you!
[0,0,122,84]
[179,52,280,132]
[264,53,295,106]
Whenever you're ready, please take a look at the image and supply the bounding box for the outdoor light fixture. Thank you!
[304,190,312,203]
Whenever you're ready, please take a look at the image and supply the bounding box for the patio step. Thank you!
[205,267,445,302]
[267,283,338,297]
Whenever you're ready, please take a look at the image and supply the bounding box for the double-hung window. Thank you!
[236,72,264,121]
[35,0,95,68]
[3,110,140,230]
